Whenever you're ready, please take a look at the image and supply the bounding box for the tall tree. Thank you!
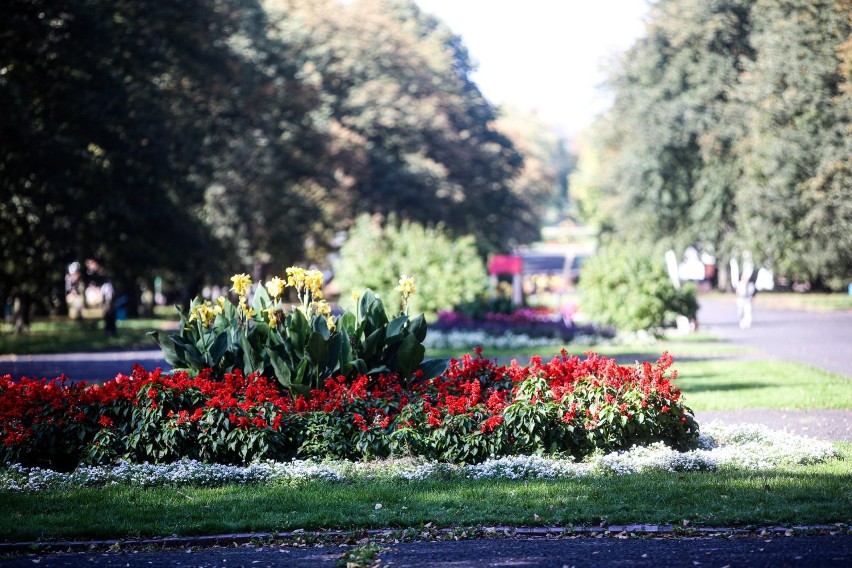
[0,0,237,323]
[594,0,753,258]
[735,0,851,286]
[494,105,577,223]
[269,0,538,253]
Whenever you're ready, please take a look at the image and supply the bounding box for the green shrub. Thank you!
[333,215,488,319]
[578,244,697,334]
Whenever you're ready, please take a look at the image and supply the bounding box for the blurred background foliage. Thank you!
[572,0,851,290]
[333,214,487,320]
[1,0,569,325]
[2,0,850,330]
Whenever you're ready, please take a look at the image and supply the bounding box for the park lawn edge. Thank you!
[1,442,849,542]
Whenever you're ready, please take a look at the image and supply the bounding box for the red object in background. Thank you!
[488,255,523,275]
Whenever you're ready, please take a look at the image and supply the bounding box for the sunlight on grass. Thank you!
[1,446,848,541]
[675,360,852,410]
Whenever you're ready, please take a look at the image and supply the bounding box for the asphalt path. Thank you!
[3,534,851,567]
[697,297,852,378]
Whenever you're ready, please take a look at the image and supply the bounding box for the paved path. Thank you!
[697,298,852,377]
[4,534,850,567]
[0,349,170,383]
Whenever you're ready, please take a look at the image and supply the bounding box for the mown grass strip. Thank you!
[674,360,852,410]
[2,444,849,542]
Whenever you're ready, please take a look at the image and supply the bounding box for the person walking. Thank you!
[735,253,757,329]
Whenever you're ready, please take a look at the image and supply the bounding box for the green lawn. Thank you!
[0,314,175,355]
[674,359,851,411]
[2,444,850,541]
[430,332,751,363]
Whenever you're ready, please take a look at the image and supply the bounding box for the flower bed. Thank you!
[0,422,837,492]
[432,308,580,342]
[1,351,697,470]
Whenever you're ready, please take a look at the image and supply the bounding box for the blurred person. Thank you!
[735,252,757,330]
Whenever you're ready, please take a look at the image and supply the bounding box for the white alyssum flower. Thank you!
[0,423,838,492]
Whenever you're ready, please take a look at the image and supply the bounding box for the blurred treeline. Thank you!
[0,0,572,322]
[572,0,851,290]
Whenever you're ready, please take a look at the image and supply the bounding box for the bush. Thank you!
[578,244,697,333]
[1,351,699,469]
[333,215,488,319]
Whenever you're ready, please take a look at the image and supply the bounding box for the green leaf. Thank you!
[288,309,310,352]
[268,345,293,389]
[311,314,330,339]
[148,331,182,367]
[239,332,263,375]
[363,328,385,360]
[251,284,272,314]
[408,313,427,342]
[305,331,329,369]
[208,331,229,366]
[417,358,449,380]
[394,334,425,378]
[293,358,310,386]
[386,315,408,342]
[338,311,357,334]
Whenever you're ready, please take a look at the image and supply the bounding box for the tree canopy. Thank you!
[1,0,557,320]
[575,0,851,289]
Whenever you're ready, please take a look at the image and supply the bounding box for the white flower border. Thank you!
[0,422,839,492]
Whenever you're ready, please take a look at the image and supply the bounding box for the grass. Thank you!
[0,314,175,355]
[1,444,850,541]
[674,360,852,411]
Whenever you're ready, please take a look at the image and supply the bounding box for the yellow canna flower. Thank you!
[396,275,416,296]
[305,269,324,294]
[285,266,306,289]
[265,276,285,300]
[326,315,336,331]
[265,307,280,327]
[189,301,218,327]
[314,299,332,318]
[216,296,227,310]
[351,290,361,303]
[230,273,253,297]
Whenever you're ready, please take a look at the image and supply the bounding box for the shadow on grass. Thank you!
[679,381,771,394]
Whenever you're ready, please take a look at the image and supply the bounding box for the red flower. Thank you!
[97,415,113,428]
[353,413,368,432]
[480,415,504,433]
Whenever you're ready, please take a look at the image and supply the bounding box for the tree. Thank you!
[333,214,487,319]
[0,0,237,325]
[494,105,576,223]
[595,0,753,258]
[735,0,851,286]
[269,0,538,253]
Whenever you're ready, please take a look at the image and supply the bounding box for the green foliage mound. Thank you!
[334,215,488,319]
[579,245,697,333]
